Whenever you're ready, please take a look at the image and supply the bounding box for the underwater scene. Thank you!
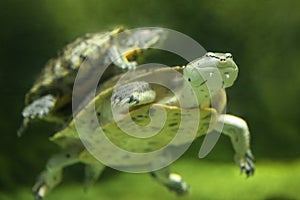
[1,0,300,200]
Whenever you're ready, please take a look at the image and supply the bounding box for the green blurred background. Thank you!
[1,0,300,199]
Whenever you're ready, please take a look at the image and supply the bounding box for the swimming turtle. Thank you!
[18,27,167,136]
[32,52,255,199]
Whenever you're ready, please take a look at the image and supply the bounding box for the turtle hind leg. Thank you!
[32,147,81,200]
[83,163,105,191]
[218,114,255,176]
[150,167,189,195]
[17,94,57,136]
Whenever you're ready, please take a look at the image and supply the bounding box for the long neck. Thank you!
[175,80,209,109]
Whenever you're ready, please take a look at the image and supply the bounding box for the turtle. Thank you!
[18,27,167,136]
[31,52,255,200]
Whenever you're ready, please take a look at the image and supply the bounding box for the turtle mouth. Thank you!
[198,80,207,87]
[193,80,207,88]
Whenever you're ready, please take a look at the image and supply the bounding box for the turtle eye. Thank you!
[225,53,233,59]
[205,52,215,57]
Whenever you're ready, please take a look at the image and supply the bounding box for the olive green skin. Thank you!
[52,66,225,166]
[30,52,255,200]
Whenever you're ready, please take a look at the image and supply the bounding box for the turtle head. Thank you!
[183,52,239,102]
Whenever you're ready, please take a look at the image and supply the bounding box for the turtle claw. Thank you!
[17,95,56,136]
[121,60,137,71]
[111,81,156,107]
[150,171,189,196]
[166,173,189,195]
[237,151,255,177]
[22,94,56,120]
[32,181,48,200]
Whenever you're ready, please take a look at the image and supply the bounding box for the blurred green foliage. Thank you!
[2,160,300,200]
[0,0,299,199]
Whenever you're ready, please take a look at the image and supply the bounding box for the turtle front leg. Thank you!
[22,94,57,119]
[111,81,156,107]
[32,147,81,200]
[108,28,167,70]
[150,167,189,195]
[17,94,57,136]
[218,114,255,176]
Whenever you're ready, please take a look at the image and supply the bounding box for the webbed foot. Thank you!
[17,94,56,136]
[22,94,56,119]
[236,150,255,177]
[165,173,189,195]
[217,114,255,177]
[32,180,48,200]
[32,147,81,199]
[150,169,189,195]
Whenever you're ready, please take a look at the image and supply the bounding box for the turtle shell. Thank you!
[51,66,226,167]
[25,28,122,111]
[22,27,167,123]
